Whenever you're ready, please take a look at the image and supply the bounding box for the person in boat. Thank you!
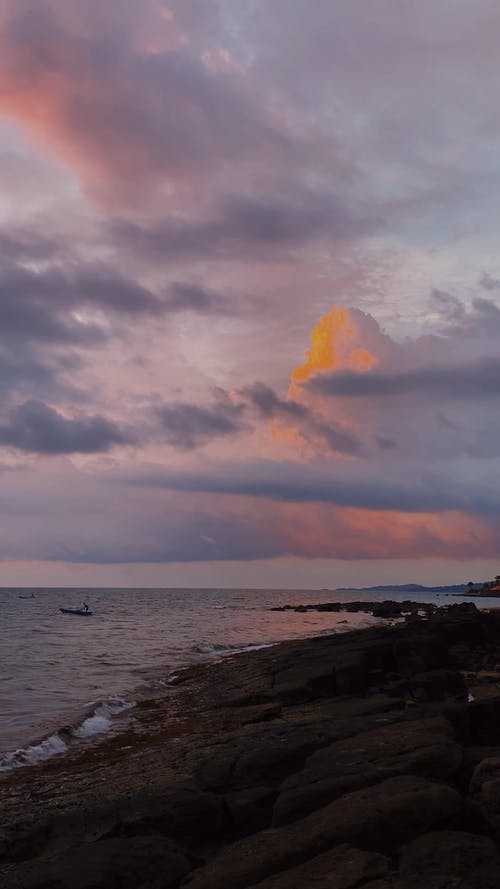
[82,601,90,613]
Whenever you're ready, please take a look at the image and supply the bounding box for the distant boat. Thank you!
[19,593,35,599]
[60,607,93,616]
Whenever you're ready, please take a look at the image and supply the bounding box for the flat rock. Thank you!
[273,716,462,825]
[1,835,190,889]
[248,844,391,888]
[470,756,500,835]
[399,830,500,889]
[184,776,462,889]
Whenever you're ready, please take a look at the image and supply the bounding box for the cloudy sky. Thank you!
[1,0,500,588]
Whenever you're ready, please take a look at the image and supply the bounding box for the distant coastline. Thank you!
[336,583,471,594]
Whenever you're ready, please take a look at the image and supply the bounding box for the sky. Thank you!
[1,1,500,588]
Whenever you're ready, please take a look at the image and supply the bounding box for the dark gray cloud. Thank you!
[165,282,230,314]
[118,459,500,516]
[312,420,363,455]
[0,228,65,264]
[240,381,363,455]
[0,347,84,400]
[431,292,500,338]
[0,400,132,454]
[241,382,308,419]
[308,358,500,399]
[51,509,291,564]
[152,382,363,454]
[0,257,239,366]
[0,260,164,349]
[156,395,246,449]
[109,188,375,263]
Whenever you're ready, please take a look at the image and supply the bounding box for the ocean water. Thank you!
[0,585,496,772]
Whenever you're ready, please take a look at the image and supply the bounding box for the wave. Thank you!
[191,640,273,656]
[0,696,134,773]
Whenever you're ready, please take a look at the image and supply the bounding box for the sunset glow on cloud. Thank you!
[291,307,378,390]
[1,1,500,586]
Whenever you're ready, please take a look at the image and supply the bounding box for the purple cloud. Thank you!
[0,400,132,454]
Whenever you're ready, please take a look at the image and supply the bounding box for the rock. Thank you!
[371,602,405,618]
[184,776,462,889]
[224,785,276,835]
[334,652,370,695]
[470,756,500,835]
[447,696,500,746]
[393,634,448,675]
[194,720,335,795]
[273,716,462,825]
[248,844,391,888]
[6,606,500,889]
[1,835,190,889]
[408,669,466,701]
[237,703,282,725]
[398,830,500,889]
[232,728,322,786]
[117,783,226,842]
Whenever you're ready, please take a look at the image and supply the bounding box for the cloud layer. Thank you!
[1,2,500,581]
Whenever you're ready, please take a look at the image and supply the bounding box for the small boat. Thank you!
[19,593,35,599]
[60,607,93,616]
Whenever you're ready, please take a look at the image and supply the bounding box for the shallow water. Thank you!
[0,585,495,769]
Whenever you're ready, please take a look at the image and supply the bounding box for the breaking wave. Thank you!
[191,640,273,656]
[0,696,134,773]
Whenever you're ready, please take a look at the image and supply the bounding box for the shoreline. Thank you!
[3,602,500,887]
[0,611,381,773]
[3,591,496,770]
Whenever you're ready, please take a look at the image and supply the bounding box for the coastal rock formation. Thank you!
[3,603,500,888]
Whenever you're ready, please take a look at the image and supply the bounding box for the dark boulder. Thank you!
[393,634,449,674]
[184,776,462,889]
[470,756,500,836]
[1,835,190,889]
[273,716,462,825]
[408,669,466,702]
[116,783,226,842]
[247,844,391,888]
[398,830,500,889]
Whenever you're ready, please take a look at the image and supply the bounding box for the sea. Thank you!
[1,585,497,773]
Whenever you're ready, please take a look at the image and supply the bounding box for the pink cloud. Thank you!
[0,1,287,207]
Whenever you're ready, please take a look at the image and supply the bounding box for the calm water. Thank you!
[0,586,496,770]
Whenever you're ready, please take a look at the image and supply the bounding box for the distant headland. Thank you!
[336,583,470,594]
[338,576,500,597]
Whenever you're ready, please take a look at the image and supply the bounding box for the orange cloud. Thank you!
[290,306,377,393]
[265,306,378,455]
[276,502,496,560]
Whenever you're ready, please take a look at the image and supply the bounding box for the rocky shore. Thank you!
[3,602,500,888]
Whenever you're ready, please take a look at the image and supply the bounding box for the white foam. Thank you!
[193,640,273,657]
[73,696,134,739]
[0,696,135,773]
[0,733,68,772]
